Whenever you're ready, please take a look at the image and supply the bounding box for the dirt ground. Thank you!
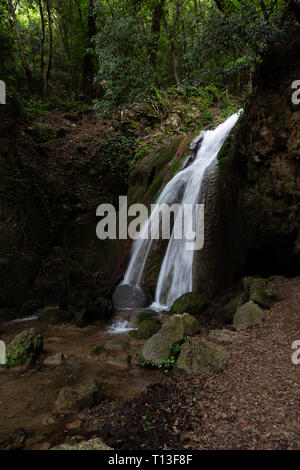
[83,276,300,450]
[1,276,299,450]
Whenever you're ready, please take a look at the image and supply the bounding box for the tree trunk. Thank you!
[8,0,32,88]
[44,0,53,94]
[81,0,96,97]
[149,0,166,70]
[168,0,181,88]
[38,0,46,90]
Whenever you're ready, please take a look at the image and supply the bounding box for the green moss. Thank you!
[149,173,164,197]
[136,311,157,325]
[129,318,161,340]
[90,346,106,356]
[170,292,210,316]
[6,328,43,367]
[119,354,132,364]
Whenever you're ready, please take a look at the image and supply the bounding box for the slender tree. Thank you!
[8,0,32,87]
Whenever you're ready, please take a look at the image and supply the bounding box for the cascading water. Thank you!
[121,112,241,310]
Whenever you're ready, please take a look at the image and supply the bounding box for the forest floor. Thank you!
[83,275,300,450]
[0,276,299,450]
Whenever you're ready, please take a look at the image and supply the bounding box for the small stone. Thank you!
[44,352,65,366]
[56,379,102,413]
[208,329,241,343]
[42,416,56,426]
[52,437,113,450]
[66,420,82,431]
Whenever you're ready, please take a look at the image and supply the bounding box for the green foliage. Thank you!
[160,335,187,369]
[0,165,59,237]
[0,0,289,110]
[94,10,154,116]
[98,133,138,192]
[185,3,287,91]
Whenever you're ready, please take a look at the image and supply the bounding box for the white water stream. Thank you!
[121,112,241,310]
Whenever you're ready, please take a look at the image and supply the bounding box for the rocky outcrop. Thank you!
[215,22,300,285]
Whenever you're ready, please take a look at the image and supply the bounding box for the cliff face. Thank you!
[203,20,300,296]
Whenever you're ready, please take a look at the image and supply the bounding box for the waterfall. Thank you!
[121,112,241,310]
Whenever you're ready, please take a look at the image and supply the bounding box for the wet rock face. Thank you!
[219,24,300,281]
[192,23,300,298]
[113,284,152,309]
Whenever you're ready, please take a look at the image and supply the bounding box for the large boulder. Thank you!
[142,313,199,365]
[52,437,113,450]
[6,328,43,367]
[56,379,102,413]
[113,284,152,309]
[170,292,209,316]
[175,338,229,374]
[233,301,265,331]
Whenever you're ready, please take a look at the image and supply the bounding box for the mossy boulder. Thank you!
[27,122,56,143]
[56,379,102,413]
[174,338,229,374]
[6,328,43,367]
[181,312,200,336]
[242,277,277,309]
[249,278,272,308]
[136,311,157,325]
[170,292,209,316]
[142,313,199,365]
[129,317,161,340]
[217,291,248,323]
[233,301,266,331]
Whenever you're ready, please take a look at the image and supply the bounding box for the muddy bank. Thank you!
[0,314,160,450]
